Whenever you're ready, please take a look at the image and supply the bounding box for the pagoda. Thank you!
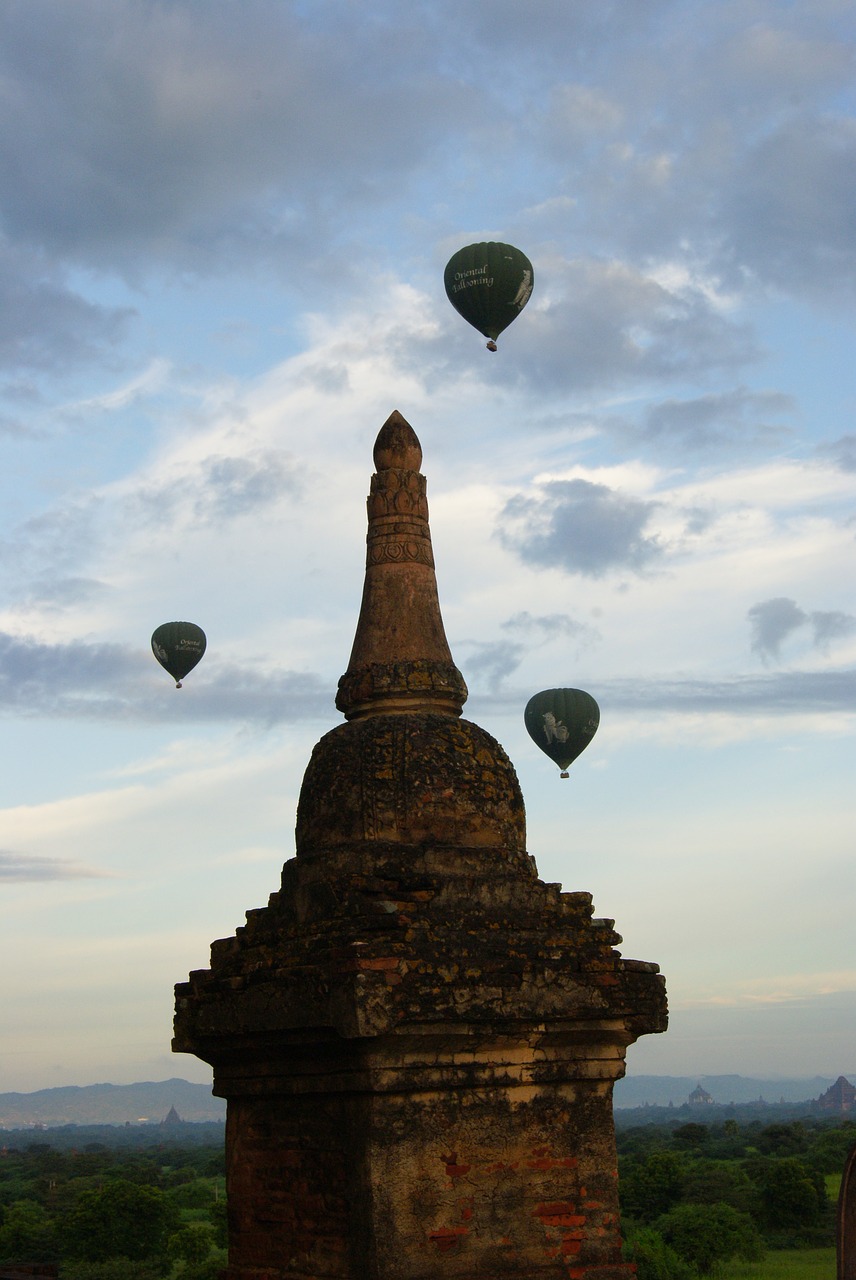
[174,410,667,1278]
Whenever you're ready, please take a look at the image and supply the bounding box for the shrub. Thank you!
[656,1201,764,1275]
[624,1226,694,1280]
[621,1151,685,1223]
[63,1178,179,1267]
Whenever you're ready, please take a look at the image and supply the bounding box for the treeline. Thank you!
[4,1116,854,1278]
[0,1135,227,1279]
[618,1115,855,1277]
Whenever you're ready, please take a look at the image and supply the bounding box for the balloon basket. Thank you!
[486,340,497,351]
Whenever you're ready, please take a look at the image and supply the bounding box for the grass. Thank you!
[718,1247,835,1279]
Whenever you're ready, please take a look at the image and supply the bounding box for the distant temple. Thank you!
[818,1077,856,1113]
[175,412,668,1278]
[161,1105,182,1125]
[688,1083,714,1106]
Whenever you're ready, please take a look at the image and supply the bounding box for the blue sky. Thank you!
[1,0,855,1093]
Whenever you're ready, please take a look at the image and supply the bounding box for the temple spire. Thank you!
[335,410,467,720]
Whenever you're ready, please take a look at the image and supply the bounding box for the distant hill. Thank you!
[2,1073,851,1127]
[0,1078,225,1128]
[614,1073,854,1108]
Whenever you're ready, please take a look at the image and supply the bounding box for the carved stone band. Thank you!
[336,659,468,718]
[367,539,434,567]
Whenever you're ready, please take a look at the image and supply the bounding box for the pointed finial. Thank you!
[336,411,467,720]
[373,409,422,473]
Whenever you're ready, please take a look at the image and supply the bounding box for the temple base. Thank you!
[209,1034,637,1279]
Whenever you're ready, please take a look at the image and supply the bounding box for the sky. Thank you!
[1,0,855,1095]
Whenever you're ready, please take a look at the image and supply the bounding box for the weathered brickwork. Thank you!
[174,410,667,1278]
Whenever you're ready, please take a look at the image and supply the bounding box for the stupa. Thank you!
[174,410,667,1278]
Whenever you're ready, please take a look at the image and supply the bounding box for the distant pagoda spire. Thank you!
[335,409,468,720]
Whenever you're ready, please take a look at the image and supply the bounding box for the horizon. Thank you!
[4,1067,856,1094]
[1,0,855,1093]
[4,1069,856,1121]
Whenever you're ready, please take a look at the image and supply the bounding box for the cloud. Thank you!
[546,84,624,142]
[477,668,856,719]
[643,387,793,450]
[561,387,794,466]
[6,500,102,583]
[458,639,526,692]
[0,632,329,724]
[502,610,602,648]
[811,610,856,651]
[460,609,604,693]
[532,10,856,305]
[129,448,304,525]
[150,664,331,726]
[623,668,856,715]
[0,0,478,275]
[0,410,38,437]
[435,0,669,62]
[0,240,131,373]
[498,478,662,577]
[0,632,141,710]
[0,850,106,881]
[725,113,856,298]
[67,358,171,413]
[748,597,808,661]
[818,435,856,473]
[23,577,110,610]
[748,597,856,662]
[491,257,759,395]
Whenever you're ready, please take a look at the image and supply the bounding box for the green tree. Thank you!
[168,1223,214,1267]
[681,1159,755,1212]
[672,1123,709,1150]
[168,1226,228,1280]
[103,1155,163,1187]
[0,1197,57,1261]
[175,1255,228,1280]
[63,1178,179,1268]
[208,1197,228,1249]
[623,1226,694,1280]
[656,1201,764,1275]
[807,1124,856,1174]
[757,1122,808,1156]
[756,1156,826,1236]
[621,1151,684,1224]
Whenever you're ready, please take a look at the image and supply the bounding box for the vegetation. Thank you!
[619,1114,855,1279]
[0,1112,853,1278]
[0,1129,226,1279]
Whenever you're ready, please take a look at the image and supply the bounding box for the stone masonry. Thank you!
[173,410,668,1279]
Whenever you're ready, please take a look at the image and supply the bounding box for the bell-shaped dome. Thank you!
[296,712,526,856]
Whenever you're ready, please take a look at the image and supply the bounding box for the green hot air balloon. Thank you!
[444,241,534,350]
[151,621,207,689]
[524,688,600,779]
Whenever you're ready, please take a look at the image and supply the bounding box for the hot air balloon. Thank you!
[444,241,534,350]
[524,688,600,778]
[151,621,207,688]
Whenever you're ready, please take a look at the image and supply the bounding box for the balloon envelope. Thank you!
[151,621,206,687]
[524,688,600,775]
[444,242,534,347]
